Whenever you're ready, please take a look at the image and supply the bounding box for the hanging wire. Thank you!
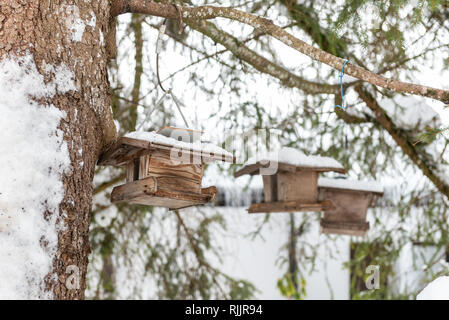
[169,91,189,127]
[334,59,350,110]
[156,20,168,93]
[172,3,184,34]
[155,13,189,128]
[137,93,166,130]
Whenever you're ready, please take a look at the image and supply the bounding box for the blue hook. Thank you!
[334,59,349,110]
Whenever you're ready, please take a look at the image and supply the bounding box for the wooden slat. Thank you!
[97,143,133,166]
[235,161,346,177]
[280,162,347,174]
[201,186,217,202]
[111,177,157,203]
[234,163,263,177]
[98,136,235,166]
[319,189,370,223]
[97,138,150,166]
[128,195,195,209]
[148,156,204,181]
[247,200,333,214]
[277,162,298,173]
[277,171,318,202]
[126,162,134,183]
[147,151,204,193]
[149,142,235,164]
[139,155,150,179]
[319,186,383,196]
[151,175,202,194]
[300,166,346,174]
[117,148,151,167]
[120,137,152,149]
[320,220,369,237]
[318,188,373,237]
[110,177,217,210]
[262,175,277,202]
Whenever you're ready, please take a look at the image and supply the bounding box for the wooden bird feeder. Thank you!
[234,148,346,213]
[97,127,234,210]
[318,177,384,236]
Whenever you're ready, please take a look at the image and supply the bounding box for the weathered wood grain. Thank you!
[139,155,149,179]
[148,156,204,181]
[318,187,374,236]
[234,161,346,177]
[111,176,157,203]
[320,220,369,237]
[126,161,134,183]
[262,175,277,202]
[98,136,234,166]
[247,200,333,214]
[110,176,217,210]
[234,163,263,177]
[277,171,318,202]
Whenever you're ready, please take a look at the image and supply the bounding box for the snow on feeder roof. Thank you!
[124,130,233,162]
[156,126,204,143]
[318,177,384,195]
[235,147,345,178]
[234,147,346,214]
[97,127,234,210]
[318,177,384,237]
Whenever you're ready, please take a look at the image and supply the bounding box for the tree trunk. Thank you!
[0,0,116,299]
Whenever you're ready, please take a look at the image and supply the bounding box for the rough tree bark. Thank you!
[0,0,116,299]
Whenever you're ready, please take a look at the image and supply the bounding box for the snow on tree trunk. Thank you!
[0,1,116,299]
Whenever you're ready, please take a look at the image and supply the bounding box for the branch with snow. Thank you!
[111,0,449,104]
[355,85,449,199]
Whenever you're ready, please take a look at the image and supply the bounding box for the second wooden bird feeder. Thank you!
[234,148,346,213]
[97,127,234,210]
[318,177,384,236]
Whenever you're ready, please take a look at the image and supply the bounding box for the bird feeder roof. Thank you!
[156,126,204,143]
[234,147,346,177]
[318,177,384,195]
[98,130,234,166]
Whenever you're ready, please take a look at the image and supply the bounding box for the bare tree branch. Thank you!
[187,19,344,94]
[111,0,449,103]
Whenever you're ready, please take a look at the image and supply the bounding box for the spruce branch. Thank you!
[111,0,449,103]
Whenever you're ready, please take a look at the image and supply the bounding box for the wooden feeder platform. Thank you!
[318,178,384,236]
[98,130,234,210]
[234,151,346,214]
[110,176,217,210]
[247,200,334,214]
